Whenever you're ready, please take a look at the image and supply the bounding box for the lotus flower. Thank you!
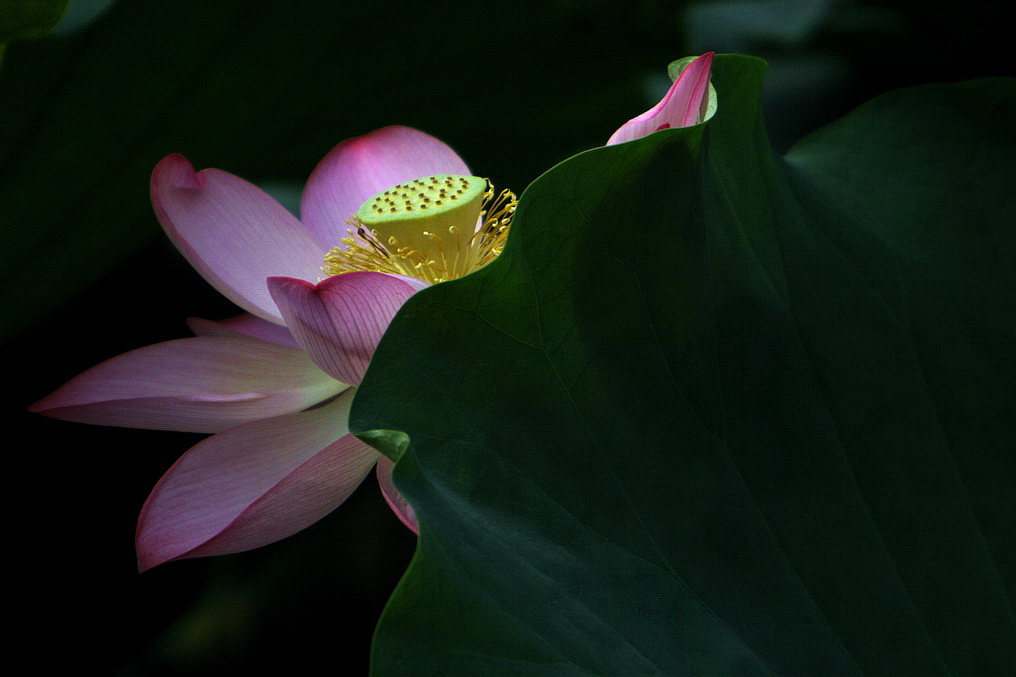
[30,53,714,571]
[31,126,488,570]
[607,51,715,145]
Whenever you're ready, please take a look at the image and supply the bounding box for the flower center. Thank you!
[322,175,517,285]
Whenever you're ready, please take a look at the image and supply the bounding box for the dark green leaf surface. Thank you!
[352,55,1015,674]
[0,0,67,42]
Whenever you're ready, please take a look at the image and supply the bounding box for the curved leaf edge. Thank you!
[353,53,770,674]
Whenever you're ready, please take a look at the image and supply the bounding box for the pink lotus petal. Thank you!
[29,337,345,433]
[300,126,471,250]
[137,390,379,570]
[187,313,300,350]
[268,272,421,385]
[151,154,327,322]
[376,454,419,534]
[607,52,715,146]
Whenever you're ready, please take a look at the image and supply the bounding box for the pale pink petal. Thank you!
[137,390,379,570]
[29,336,345,433]
[607,52,715,146]
[267,272,421,385]
[187,313,300,350]
[151,154,327,322]
[376,455,419,534]
[300,126,471,249]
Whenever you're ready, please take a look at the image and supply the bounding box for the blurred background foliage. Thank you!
[4,0,1011,674]
[0,0,66,44]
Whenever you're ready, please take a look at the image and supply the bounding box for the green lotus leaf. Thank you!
[352,54,1015,675]
[0,0,67,43]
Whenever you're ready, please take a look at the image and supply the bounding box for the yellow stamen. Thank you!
[322,175,517,285]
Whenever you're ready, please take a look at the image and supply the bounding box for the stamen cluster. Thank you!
[323,177,517,285]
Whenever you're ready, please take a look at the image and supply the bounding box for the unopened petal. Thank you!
[376,455,419,534]
[151,154,326,322]
[187,313,300,350]
[300,126,471,250]
[137,390,379,571]
[606,52,715,146]
[268,272,421,385]
[29,336,345,433]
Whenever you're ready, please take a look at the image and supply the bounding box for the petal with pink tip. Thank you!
[29,336,345,433]
[137,390,379,570]
[187,313,300,350]
[606,52,715,146]
[268,272,421,385]
[376,454,419,534]
[151,154,326,322]
[300,126,471,249]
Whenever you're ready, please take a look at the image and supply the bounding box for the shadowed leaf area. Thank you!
[352,55,1016,675]
[0,0,66,42]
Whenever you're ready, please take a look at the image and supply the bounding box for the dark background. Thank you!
[4,0,1012,674]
